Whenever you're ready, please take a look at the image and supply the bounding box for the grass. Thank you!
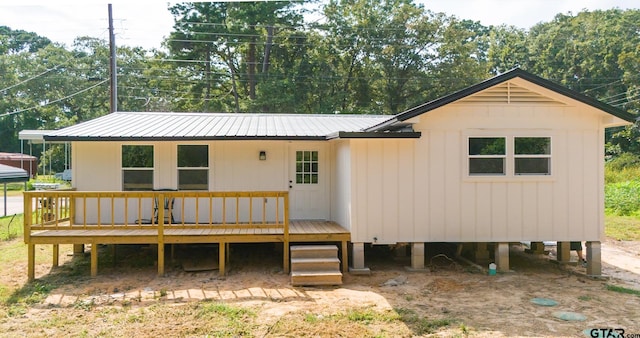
[605,284,640,297]
[266,308,414,337]
[604,215,640,241]
[0,214,24,241]
[395,307,456,335]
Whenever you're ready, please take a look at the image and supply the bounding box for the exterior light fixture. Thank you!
[259,151,266,161]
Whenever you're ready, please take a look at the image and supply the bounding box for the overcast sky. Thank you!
[0,0,637,50]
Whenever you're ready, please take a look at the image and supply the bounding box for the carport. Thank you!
[0,164,28,216]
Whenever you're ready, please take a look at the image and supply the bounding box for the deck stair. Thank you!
[290,245,342,286]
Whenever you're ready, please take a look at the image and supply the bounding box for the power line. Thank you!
[0,79,109,118]
[0,65,60,93]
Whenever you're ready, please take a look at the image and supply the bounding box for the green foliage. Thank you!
[395,307,455,335]
[194,302,256,336]
[605,180,640,216]
[605,284,640,297]
[0,214,23,241]
[605,154,640,184]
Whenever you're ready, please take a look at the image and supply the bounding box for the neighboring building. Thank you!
[24,69,635,280]
[0,152,37,178]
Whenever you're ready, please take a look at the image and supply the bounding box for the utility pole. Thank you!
[108,4,117,113]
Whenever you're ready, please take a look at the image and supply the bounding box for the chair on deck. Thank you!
[154,189,177,224]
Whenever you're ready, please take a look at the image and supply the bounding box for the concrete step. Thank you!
[291,270,343,286]
[291,257,340,271]
[290,245,338,259]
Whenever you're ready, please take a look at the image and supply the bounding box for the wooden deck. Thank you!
[26,217,349,281]
[23,190,351,281]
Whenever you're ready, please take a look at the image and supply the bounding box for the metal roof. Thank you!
[44,112,396,141]
[0,152,36,161]
[0,164,29,183]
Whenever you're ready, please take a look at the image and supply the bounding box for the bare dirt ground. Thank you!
[1,240,639,337]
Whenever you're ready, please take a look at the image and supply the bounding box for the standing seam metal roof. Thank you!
[44,112,395,141]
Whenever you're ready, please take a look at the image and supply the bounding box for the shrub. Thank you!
[605,180,640,216]
[605,153,640,184]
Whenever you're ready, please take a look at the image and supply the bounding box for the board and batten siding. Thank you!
[349,100,610,244]
[331,140,352,230]
[71,140,333,224]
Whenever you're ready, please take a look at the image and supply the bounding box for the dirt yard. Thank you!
[1,240,639,337]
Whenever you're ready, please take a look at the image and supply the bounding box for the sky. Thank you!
[0,0,637,50]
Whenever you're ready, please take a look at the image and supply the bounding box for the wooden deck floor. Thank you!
[29,220,349,243]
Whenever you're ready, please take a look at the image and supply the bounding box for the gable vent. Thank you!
[460,82,565,105]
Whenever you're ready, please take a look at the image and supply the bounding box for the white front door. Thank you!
[289,145,327,220]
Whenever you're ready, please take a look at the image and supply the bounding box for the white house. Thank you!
[25,68,635,280]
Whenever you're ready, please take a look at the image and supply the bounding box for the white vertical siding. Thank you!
[428,131,446,240]
[331,140,352,230]
[73,142,120,191]
[350,91,614,243]
[72,140,333,224]
[350,139,418,244]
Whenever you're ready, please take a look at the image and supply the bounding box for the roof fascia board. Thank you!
[326,131,422,140]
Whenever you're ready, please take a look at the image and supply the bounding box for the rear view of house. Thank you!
[23,69,635,281]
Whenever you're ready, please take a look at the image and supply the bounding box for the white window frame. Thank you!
[468,137,507,176]
[464,131,553,181]
[121,144,154,191]
[177,144,209,191]
[514,137,552,176]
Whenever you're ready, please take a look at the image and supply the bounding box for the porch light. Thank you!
[259,151,267,161]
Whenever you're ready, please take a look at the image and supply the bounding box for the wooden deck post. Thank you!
[52,244,59,267]
[341,240,348,272]
[283,193,290,274]
[90,242,98,277]
[23,192,32,244]
[219,241,226,276]
[27,244,35,282]
[25,194,35,282]
[157,194,165,276]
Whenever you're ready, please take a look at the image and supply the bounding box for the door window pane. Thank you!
[296,151,319,184]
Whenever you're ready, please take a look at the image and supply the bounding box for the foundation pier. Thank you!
[586,241,602,276]
[556,241,571,263]
[410,243,425,270]
[349,242,370,275]
[494,242,510,272]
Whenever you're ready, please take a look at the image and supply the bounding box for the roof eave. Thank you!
[326,131,422,140]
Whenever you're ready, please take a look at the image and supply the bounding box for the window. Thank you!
[296,151,318,184]
[122,145,153,191]
[178,145,208,190]
[469,137,506,175]
[514,137,551,175]
[467,135,552,177]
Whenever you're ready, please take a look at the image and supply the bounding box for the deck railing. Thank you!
[24,190,289,228]
[23,190,291,279]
